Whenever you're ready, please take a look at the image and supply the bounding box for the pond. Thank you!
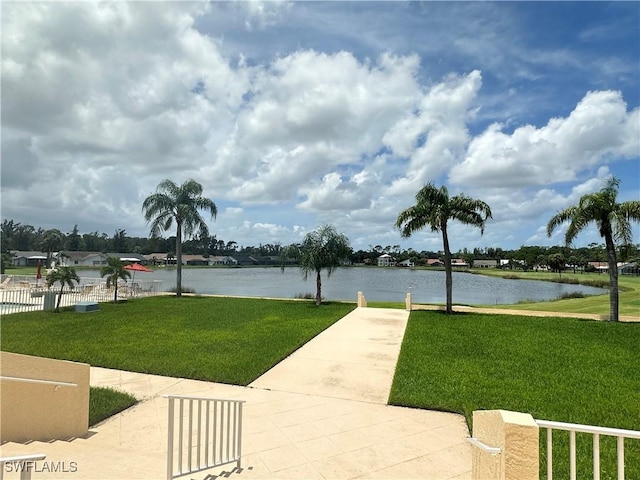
[78,267,607,305]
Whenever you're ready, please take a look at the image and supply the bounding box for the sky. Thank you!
[2,1,639,253]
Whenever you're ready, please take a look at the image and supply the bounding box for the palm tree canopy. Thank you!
[100,256,131,287]
[46,266,80,290]
[547,176,640,246]
[395,183,493,237]
[142,179,217,239]
[298,224,351,280]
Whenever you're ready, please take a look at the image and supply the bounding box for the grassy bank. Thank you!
[389,310,640,479]
[0,296,354,385]
[473,270,640,317]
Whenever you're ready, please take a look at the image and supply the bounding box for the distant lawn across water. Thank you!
[0,296,355,385]
[389,310,640,479]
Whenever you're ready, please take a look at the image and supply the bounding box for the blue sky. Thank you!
[2,1,638,252]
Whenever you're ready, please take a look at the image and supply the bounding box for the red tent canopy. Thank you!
[124,263,152,272]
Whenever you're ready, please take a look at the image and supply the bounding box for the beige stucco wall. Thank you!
[472,409,539,480]
[0,352,90,442]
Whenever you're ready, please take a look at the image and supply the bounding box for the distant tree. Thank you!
[142,179,217,297]
[286,224,351,305]
[111,229,128,253]
[66,224,83,251]
[547,253,566,277]
[40,229,65,267]
[100,256,131,303]
[46,266,80,312]
[395,183,492,314]
[547,176,640,321]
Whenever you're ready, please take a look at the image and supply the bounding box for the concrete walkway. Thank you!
[0,307,472,479]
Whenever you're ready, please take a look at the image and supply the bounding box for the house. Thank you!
[473,259,498,269]
[377,254,396,267]
[180,254,210,266]
[209,256,238,266]
[398,259,414,268]
[8,251,48,267]
[59,251,107,267]
[451,258,469,268]
[426,259,444,267]
[620,262,639,275]
[588,261,609,273]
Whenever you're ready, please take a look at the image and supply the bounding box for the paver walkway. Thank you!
[0,307,472,479]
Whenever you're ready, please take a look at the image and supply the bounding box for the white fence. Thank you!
[536,419,640,480]
[0,275,163,315]
[165,395,244,480]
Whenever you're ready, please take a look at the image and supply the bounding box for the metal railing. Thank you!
[165,395,245,480]
[0,276,163,315]
[0,454,46,480]
[536,419,640,480]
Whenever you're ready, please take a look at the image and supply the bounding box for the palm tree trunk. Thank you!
[315,270,322,306]
[176,222,183,297]
[56,285,63,312]
[604,231,619,322]
[114,283,118,303]
[441,223,453,314]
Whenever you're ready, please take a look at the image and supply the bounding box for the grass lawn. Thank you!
[389,310,640,479]
[89,387,137,426]
[475,270,640,317]
[0,296,355,385]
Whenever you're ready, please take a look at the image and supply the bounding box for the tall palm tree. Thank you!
[46,266,80,312]
[288,224,351,305]
[395,183,492,314]
[142,179,217,297]
[547,176,640,321]
[40,229,64,268]
[100,256,131,303]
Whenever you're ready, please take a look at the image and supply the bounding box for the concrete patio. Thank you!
[0,307,472,479]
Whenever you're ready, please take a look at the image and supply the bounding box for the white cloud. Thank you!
[451,90,639,188]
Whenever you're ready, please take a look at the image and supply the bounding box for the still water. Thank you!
[78,267,606,305]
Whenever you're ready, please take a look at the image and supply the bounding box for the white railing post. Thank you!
[165,395,245,480]
[0,454,46,480]
[536,419,640,480]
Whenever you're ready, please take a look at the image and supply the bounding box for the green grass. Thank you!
[0,296,355,385]
[475,270,640,317]
[89,387,137,426]
[389,310,640,479]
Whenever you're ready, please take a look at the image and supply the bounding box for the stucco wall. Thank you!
[0,352,90,442]
[472,409,539,480]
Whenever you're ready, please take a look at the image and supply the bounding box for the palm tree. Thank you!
[395,183,492,314]
[547,176,640,321]
[40,229,64,268]
[142,179,217,297]
[100,256,131,303]
[289,224,351,305]
[46,266,80,312]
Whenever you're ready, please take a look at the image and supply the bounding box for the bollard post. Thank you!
[405,292,412,311]
[357,291,367,308]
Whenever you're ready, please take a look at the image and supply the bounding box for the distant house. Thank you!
[620,262,639,276]
[451,258,469,268]
[588,261,609,273]
[426,259,444,267]
[9,251,48,267]
[60,251,107,267]
[209,256,238,266]
[473,259,497,269]
[181,254,210,266]
[398,259,414,268]
[377,254,396,267]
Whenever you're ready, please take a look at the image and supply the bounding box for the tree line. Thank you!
[1,220,634,269]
